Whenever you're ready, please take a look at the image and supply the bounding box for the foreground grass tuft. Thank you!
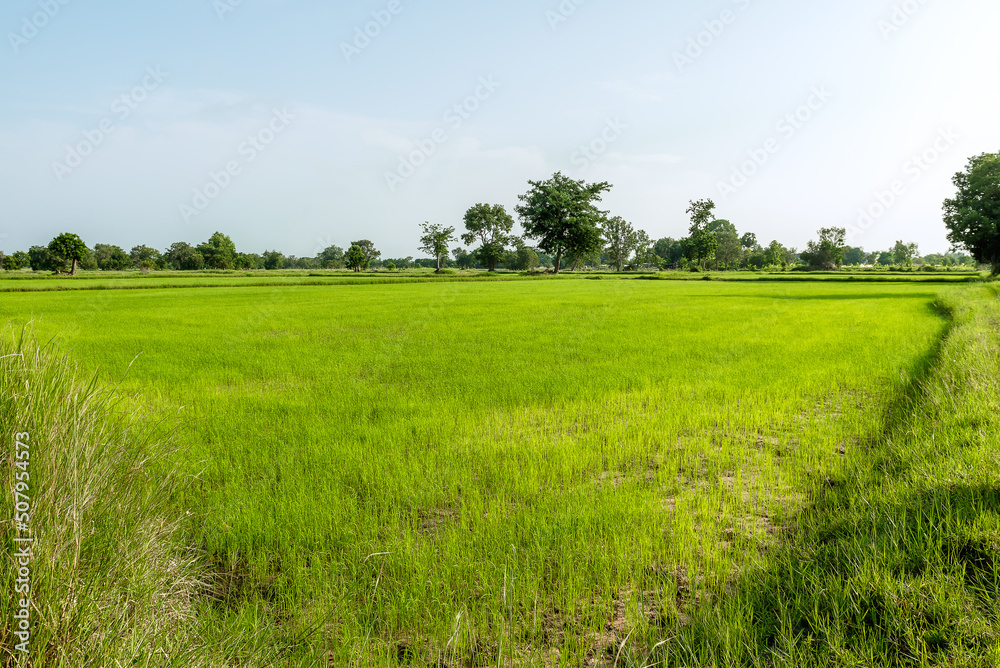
[0,327,281,667]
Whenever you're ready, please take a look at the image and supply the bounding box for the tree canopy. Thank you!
[800,227,846,270]
[943,151,1000,273]
[516,172,611,274]
[462,203,515,272]
[48,232,88,275]
[418,222,457,273]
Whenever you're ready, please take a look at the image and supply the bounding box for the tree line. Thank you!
[2,153,996,275]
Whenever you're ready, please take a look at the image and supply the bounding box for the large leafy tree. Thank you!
[93,244,130,271]
[317,245,344,269]
[130,245,162,270]
[684,199,719,269]
[892,241,919,267]
[709,220,741,270]
[345,244,368,272]
[48,233,88,275]
[800,227,847,270]
[164,242,205,270]
[516,172,611,274]
[653,237,686,267]
[462,203,515,272]
[602,216,639,271]
[198,232,237,269]
[418,222,457,273]
[943,152,1000,273]
[350,240,381,268]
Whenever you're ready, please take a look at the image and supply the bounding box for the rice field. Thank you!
[2,278,989,666]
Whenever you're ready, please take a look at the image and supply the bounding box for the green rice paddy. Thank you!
[2,277,997,666]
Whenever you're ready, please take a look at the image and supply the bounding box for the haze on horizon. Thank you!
[2,0,999,258]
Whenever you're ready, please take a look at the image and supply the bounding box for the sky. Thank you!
[1,0,999,259]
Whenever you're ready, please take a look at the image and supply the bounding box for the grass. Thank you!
[1,278,996,666]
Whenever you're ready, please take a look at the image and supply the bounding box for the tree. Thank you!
[261,250,286,270]
[452,247,476,270]
[764,240,787,267]
[516,172,611,274]
[843,246,866,266]
[28,246,58,272]
[345,244,368,272]
[506,243,540,271]
[462,203,515,272]
[653,237,686,268]
[350,240,381,268]
[892,240,919,267]
[714,228,742,270]
[684,199,719,269]
[418,223,457,273]
[943,152,1000,273]
[318,245,345,269]
[602,216,639,271]
[130,245,161,269]
[800,227,846,270]
[93,244,130,271]
[632,230,653,267]
[197,232,237,269]
[48,233,88,275]
[740,232,758,250]
[164,242,205,270]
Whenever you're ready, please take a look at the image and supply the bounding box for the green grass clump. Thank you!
[0,328,283,667]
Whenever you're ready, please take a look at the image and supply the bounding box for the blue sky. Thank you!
[2,0,998,258]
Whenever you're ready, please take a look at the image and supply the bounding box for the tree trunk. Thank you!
[554,250,562,274]
[71,259,78,276]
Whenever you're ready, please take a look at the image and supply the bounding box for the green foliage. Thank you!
[350,239,381,268]
[385,261,396,271]
[129,245,162,270]
[262,249,286,271]
[164,242,205,270]
[505,244,540,271]
[47,232,88,275]
[893,240,920,266]
[602,215,640,271]
[3,250,29,271]
[462,203,515,271]
[418,222,457,273]
[317,245,345,269]
[345,243,368,272]
[93,244,131,271]
[653,237,687,267]
[197,231,237,270]
[943,151,1000,273]
[800,227,847,269]
[28,246,59,272]
[684,199,719,269]
[516,171,611,273]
